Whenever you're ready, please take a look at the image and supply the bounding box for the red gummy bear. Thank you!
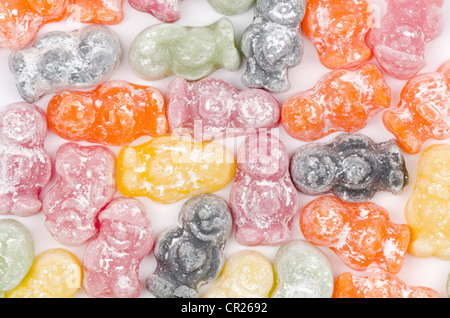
[128,0,183,23]
[383,60,450,154]
[300,196,410,274]
[43,143,116,246]
[83,197,154,298]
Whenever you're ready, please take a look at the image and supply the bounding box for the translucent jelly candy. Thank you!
[229,132,299,246]
[0,0,68,50]
[290,133,409,203]
[146,194,232,298]
[366,0,444,80]
[117,135,235,204]
[9,25,122,103]
[202,250,274,298]
[166,77,280,141]
[128,18,241,81]
[333,271,441,298]
[300,196,410,273]
[207,0,255,16]
[404,144,450,259]
[43,142,116,246]
[282,64,391,141]
[271,240,334,298]
[302,0,373,70]
[83,197,154,298]
[47,81,168,146]
[0,103,52,217]
[0,219,34,295]
[7,248,82,298]
[240,0,305,92]
[67,0,124,25]
[383,60,450,154]
[128,0,183,23]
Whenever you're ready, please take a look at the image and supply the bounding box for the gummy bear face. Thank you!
[257,0,305,26]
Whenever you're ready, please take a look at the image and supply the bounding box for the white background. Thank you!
[0,0,449,298]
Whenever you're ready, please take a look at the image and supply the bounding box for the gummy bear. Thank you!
[146,194,232,298]
[333,271,441,298]
[302,0,373,70]
[383,60,450,154]
[166,77,280,142]
[207,0,255,16]
[282,64,391,141]
[404,144,450,259]
[366,0,444,80]
[128,0,184,23]
[240,0,305,92]
[9,25,122,103]
[229,132,299,246]
[7,248,82,298]
[117,135,235,204]
[83,197,154,298]
[202,250,274,298]
[128,18,241,81]
[290,133,409,203]
[67,0,124,25]
[43,142,116,246]
[270,240,334,298]
[47,81,168,146]
[300,196,410,273]
[0,103,52,217]
[0,0,69,50]
[0,219,34,295]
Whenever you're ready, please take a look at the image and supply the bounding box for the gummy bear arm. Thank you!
[240,26,260,57]
[154,227,184,260]
[203,247,224,281]
[287,34,303,67]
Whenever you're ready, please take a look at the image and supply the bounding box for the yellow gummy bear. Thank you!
[117,135,235,204]
[405,144,450,259]
[7,248,82,298]
[202,250,274,298]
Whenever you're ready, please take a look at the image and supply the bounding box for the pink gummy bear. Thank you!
[166,77,280,141]
[43,142,116,246]
[366,0,444,80]
[229,132,299,246]
[0,103,52,217]
[83,197,154,298]
[128,0,183,23]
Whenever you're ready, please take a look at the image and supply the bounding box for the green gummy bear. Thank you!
[128,17,241,81]
[207,0,255,15]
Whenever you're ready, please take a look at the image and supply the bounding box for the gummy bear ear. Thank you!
[28,0,68,19]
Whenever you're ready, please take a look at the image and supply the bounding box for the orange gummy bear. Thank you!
[47,81,168,146]
[302,0,373,69]
[67,0,124,25]
[300,196,410,274]
[282,64,391,141]
[333,271,441,298]
[383,60,450,154]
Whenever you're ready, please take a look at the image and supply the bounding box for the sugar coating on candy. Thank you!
[0,219,34,294]
[9,25,122,103]
[229,132,299,246]
[128,18,241,81]
[300,196,410,273]
[302,0,373,70]
[202,250,274,298]
[7,248,82,298]
[0,0,69,50]
[207,0,255,15]
[383,60,450,154]
[166,77,280,142]
[117,135,235,204]
[47,80,168,146]
[83,197,154,298]
[366,0,444,80]
[240,0,305,92]
[128,0,184,23]
[43,142,116,246]
[447,273,450,297]
[0,103,52,217]
[146,194,232,298]
[282,64,391,142]
[290,133,409,203]
[271,240,333,298]
[333,271,441,298]
[404,144,450,259]
[67,0,124,24]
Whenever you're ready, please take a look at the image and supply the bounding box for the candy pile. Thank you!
[0,0,448,298]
